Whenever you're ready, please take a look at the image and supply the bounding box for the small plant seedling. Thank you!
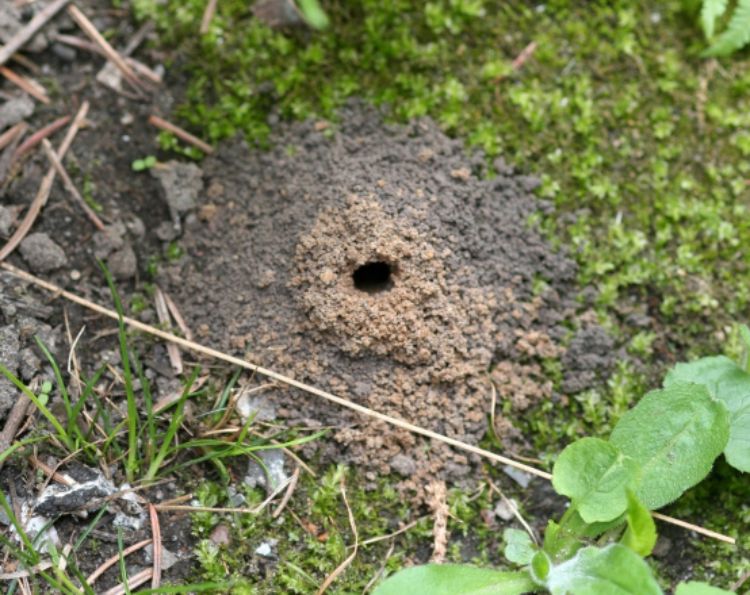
[131,155,157,171]
[374,337,749,594]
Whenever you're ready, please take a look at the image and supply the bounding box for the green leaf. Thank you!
[545,544,663,595]
[297,0,329,30]
[552,437,640,523]
[372,565,536,595]
[503,528,536,566]
[610,383,729,509]
[701,0,728,38]
[530,551,551,584]
[674,581,734,594]
[665,356,750,472]
[703,0,750,56]
[620,491,656,557]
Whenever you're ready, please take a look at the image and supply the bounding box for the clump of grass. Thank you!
[0,268,318,592]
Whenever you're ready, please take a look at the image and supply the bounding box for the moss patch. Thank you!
[132,0,750,589]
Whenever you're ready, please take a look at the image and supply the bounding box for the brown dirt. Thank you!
[162,102,608,494]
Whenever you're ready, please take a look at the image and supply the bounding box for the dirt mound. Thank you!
[163,103,591,492]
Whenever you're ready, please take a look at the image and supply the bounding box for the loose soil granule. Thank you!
[164,103,601,492]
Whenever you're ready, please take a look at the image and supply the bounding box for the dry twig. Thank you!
[0,66,49,104]
[154,286,183,374]
[66,4,143,92]
[148,115,214,154]
[103,568,153,595]
[316,476,359,594]
[41,138,106,230]
[427,480,448,564]
[272,465,300,518]
[0,122,27,152]
[149,504,162,589]
[13,115,71,162]
[86,539,152,586]
[0,261,737,546]
[200,0,220,34]
[0,102,89,262]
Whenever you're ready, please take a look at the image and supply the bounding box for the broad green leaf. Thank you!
[552,437,639,523]
[675,581,735,594]
[372,565,536,595]
[530,551,551,584]
[620,491,656,557]
[503,528,536,565]
[704,0,750,56]
[610,383,729,509]
[545,544,663,595]
[701,0,728,38]
[665,355,750,472]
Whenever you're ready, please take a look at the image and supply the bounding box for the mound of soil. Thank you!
[162,103,594,491]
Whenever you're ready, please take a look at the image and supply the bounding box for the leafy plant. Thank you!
[131,155,157,171]
[697,0,750,56]
[374,332,750,594]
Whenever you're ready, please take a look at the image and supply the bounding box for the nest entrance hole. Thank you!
[352,261,394,294]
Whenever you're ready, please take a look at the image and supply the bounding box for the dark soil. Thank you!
[161,103,613,494]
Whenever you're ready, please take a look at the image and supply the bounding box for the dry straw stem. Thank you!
[0,261,736,546]
[0,0,70,66]
[0,101,89,262]
[85,538,152,586]
[148,504,162,588]
[148,115,214,154]
[0,66,50,104]
[66,4,143,92]
[14,115,71,161]
[0,122,27,152]
[316,477,359,595]
[200,0,220,34]
[40,138,106,231]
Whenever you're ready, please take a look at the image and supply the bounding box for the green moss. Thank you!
[132,0,750,588]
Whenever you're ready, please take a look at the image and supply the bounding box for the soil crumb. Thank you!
[164,103,593,493]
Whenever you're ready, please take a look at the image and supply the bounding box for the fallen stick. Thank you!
[51,35,162,84]
[0,393,33,471]
[200,0,219,34]
[0,122,27,152]
[66,4,143,92]
[0,261,737,546]
[148,115,213,154]
[0,101,89,262]
[85,539,152,586]
[40,138,106,231]
[0,65,50,104]
[13,115,71,161]
[0,0,70,67]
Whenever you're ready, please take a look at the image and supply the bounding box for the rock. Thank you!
[0,95,34,131]
[209,524,231,547]
[254,539,278,558]
[244,449,288,494]
[502,465,532,488]
[50,43,76,62]
[236,392,276,423]
[0,326,21,416]
[390,454,417,477]
[107,244,137,279]
[0,205,14,236]
[152,161,203,216]
[19,233,67,272]
[92,224,126,259]
[155,221,179,242]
